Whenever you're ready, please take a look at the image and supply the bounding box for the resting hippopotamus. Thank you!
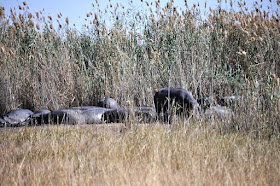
[73,106,156,124]
[154,87,200,123]
[101,106,157,123]
[98,97,120,109]
[51,109,86,125]
[101,108,129,123]
[132,107,157,123]
[197,97,218,111]
[81,107,121,124]
[0,109,34,127]
[30,109,51,125]
[71,106,101,110]
[0,118,6,127]
[55,106,125,124]
[204,105,234,122]
[217,96,242,108]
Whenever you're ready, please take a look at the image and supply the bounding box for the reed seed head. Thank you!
[36,23,40,30]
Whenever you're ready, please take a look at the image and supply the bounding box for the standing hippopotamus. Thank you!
[154,87,200,123]
[98,97,120,109]
[0,109,34,127]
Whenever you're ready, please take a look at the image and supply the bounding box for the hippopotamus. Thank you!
[51,109,86,125]
[98,97,120,109]
[30,109,51,125]
[197,97,218,111]
[101,108,129,123]
[0,109,34,127]
[52,106,126,124]
[0,118,6,127]
[217,96,242,108]
[132,106,157,123]
[71,106,101,110]
[204,105,234,122]
[81,107,122,124]
[154,87,200,123]
[101,106,157,123]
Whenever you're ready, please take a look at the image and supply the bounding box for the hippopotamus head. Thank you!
[98,97,121,109]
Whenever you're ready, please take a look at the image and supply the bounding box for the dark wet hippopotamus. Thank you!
[98,97,120,109]
[0,109,34,127]
[197,97,218,111]
[204,105,234,122]
[154,87,200,123]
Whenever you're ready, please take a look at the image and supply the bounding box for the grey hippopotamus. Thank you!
[204,105,234,122]
[51,107,126,124]
[197,97,218,111]
[51,109,86,125]
[217,96,242,108]
[132,107,157,123]
[81,107,121,124]
[30,109,51,125]
[154,87,200,123]
[102,106,157,123]
[0,109,34,127]
[98,97,120,109]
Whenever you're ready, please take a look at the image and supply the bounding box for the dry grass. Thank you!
[0,123,279,185]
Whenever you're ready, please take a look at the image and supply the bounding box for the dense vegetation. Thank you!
[0,0,279,184]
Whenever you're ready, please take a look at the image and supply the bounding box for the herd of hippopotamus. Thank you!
[0,87,241,127]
